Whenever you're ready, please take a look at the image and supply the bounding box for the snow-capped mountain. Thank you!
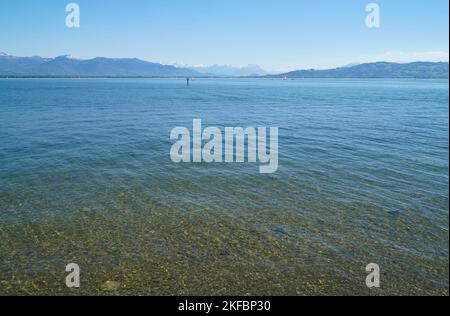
[190,64,268,77]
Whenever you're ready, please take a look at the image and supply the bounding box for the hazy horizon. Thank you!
[1,50,449,75]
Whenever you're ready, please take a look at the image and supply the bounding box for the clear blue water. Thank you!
[0,78,448,295]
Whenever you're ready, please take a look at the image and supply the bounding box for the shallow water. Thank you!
[0,78,448,295]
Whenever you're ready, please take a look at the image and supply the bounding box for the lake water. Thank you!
[0,78,448,295]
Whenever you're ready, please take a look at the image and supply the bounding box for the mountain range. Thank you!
[189,64,267,76]
[0,53,448,78]
[271,62,449,79]
[0,53,199,77]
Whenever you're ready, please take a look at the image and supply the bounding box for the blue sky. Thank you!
[0,0,448,71]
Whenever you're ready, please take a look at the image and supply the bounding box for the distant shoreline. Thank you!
[0,76,448,79]
[1,55,448,79]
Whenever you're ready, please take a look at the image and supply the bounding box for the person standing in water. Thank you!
[186,78,190,86]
